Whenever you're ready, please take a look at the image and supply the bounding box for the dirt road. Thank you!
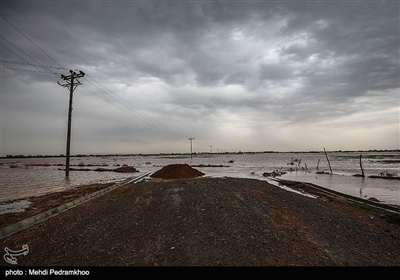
[1,176,399,278]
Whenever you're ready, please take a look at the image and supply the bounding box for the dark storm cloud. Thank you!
[273,1,399,102]
[1,1,399,154]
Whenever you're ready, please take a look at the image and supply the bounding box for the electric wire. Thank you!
[0,14,190,140]
[0,14,64,69]
[1,34,180,136]
[1,59,69,70]
[0,36,65,75]
[1,14,188,139]
[1,66,61,74]
[1,48,188,138]
[82,78,181,137]
[0,42,59,82]
[80,85,188,138]
[82,74,189,138]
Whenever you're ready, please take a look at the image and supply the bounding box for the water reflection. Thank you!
[359,176,365,199]
[1,152,399,205]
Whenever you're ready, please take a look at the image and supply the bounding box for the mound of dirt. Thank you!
[150,164,205,179]
[113,166,139,173]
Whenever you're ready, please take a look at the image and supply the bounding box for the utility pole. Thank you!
[210,145,213,154]
[188,137,194,159]
[58,70,85,177]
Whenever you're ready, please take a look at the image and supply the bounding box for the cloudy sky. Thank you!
[1,0,399,156]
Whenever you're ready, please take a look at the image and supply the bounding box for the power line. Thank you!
[1,66,61,74]
[2,44,186,138]
[0,14,64,69]
[0,42,59,82]
[1,14,190,140]
[80,84,186,138]
[2,13,182,137]
[0,36,63,74]
[82,74,189,138]
[1,59,69,70]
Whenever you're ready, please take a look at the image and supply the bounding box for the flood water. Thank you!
[0,151,399,206]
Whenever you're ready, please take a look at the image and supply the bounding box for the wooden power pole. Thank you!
[188,137,194,159]
[58,70,85,177]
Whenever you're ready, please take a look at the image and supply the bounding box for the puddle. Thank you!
[0,200,32,214]
[264,178,318,199]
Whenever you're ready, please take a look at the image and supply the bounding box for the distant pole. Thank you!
[58,70,85,177]
[210,145,213,154]
[188,137,194,159]
[323,147,333,174]
[359,154,365,177]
